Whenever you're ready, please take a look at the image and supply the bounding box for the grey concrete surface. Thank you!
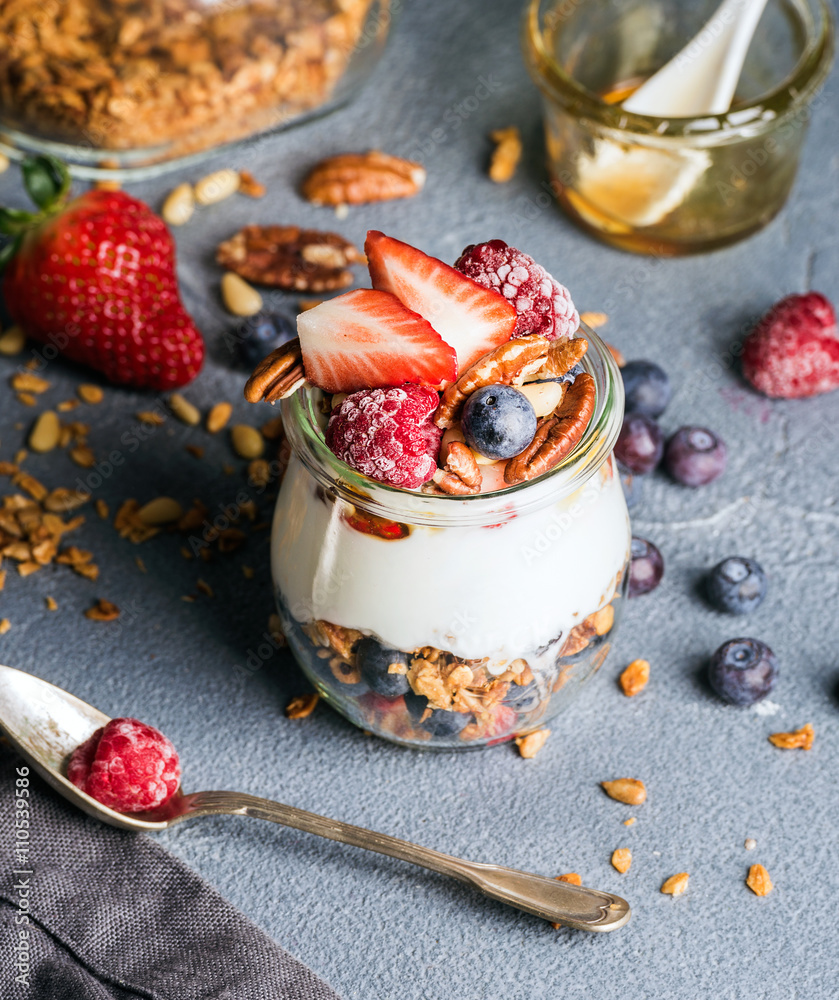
[1,2,838,998]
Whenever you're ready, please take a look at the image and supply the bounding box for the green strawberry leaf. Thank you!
[0,237,21,271]
[21,155,71,212]
[0,208,34,236]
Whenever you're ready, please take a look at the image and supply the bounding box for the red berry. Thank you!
[742,292,839,398]
[297,288,457,393]
[67,717,181,813]
[326,385,442,489]
[365,230,516,371]
[2,174,204,390]
[454,240,579,341]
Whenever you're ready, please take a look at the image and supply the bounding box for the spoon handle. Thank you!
[184,790,629,932]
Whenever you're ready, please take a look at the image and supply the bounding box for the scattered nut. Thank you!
[744,838,757,851]
[0,619,10,635]
[623,817,636,827]
[247,459,271,488]
[169,393,201,426]
[70,445,96,468]
[285,693,320,719]
[137,497,183,526]
[515,728,550,758]
[162,183,195,226]
[77,384,104,405]
[0,326,25,356]
[28,411,61,453]
[619,659,650,697]
[611,848,632,874]
[302,151,426,205]
[207,402,233,433]
[580,311,608,329]
[84,599,120,622]
[221,272,263,316]
[661,872,689,896]
[238,170,266,198]
[45,596,57,611]
[194,168,240,205]
[136,410,166,426]
[601,778,647,806]
[768,723,814,750]
[11,372,49,394]
[231,425,265,460]
[746,863,773,896]
[556,873,582,886]
[488,126,522,183]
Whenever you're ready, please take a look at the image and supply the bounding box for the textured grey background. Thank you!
[1,2,838,998]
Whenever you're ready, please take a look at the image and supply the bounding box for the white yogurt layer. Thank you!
[272,454,630,671]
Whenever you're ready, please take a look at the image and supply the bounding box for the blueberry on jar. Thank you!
[628,537,664,597]
[356,637,410,697]
[461,384,537,460]
[615,413,664,474]
[503,680,542,715]
[620,360,672,418]
[405,691,472,737]
[706,557,767,615]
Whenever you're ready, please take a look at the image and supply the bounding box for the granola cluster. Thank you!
[0,0,374,158]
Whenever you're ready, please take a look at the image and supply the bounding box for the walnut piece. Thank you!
[302,151,426,205]
[217,225,365,292]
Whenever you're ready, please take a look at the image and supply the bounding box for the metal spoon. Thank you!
[0,663,630,932]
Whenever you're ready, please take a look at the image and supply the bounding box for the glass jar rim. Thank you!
[522,0,835,141]
[280,324,625,528]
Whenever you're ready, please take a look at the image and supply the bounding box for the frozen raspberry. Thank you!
[326,385,442,489]
[454,240,579,341]
[67,718,181,813]
[742,292,839,398]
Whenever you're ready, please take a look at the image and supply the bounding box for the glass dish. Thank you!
[522,0,834,255]
[271,326,631,750]
[0,0,392,179]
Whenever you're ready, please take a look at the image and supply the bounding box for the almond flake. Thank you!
[45,596,58,611]
[768,723,814,750]
[746,863,773,896]
[661,872,689,896]
[84,599,120,622]
[611,848,632,874]
[285,693,320,719]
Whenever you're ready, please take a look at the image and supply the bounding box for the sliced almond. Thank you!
[231,424,265,459]
[137,497,183,526]
[206,402,233,433]
[29,411,61,453]
[601,778,647,805]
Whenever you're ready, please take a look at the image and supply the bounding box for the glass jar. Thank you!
[522,0,834,255]
[0,0,392,178]
[271,327,630,750]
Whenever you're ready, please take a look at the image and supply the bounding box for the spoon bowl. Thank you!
[0,664,631,932]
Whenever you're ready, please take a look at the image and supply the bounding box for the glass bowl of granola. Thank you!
[255,232,631,750]
[0,0,391,177]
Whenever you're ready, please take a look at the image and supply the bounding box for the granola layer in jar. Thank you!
[0,0,388,173]
[272,328,630,749]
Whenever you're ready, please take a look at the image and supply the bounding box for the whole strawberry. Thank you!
[0,156,203,389]
[742,292,839,399]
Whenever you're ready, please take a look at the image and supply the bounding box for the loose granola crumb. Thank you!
[515,728,550,758]
[69,445,96,468]
[619,659,650,697]
[11,372,50,394]
[196,578,214,598]
[556,873,582,886]
[135,557,147,574]
[768,723,814,750]
[242,565,254,579]
[95,499,109,519]
[744,838,757,851]
[16,392,37,406]
[77,384,104,404]
[57,400,80,412]
[186,445,205,459]
[623,817,636,827]
[580,311,609,329]
[84,599,120,622]
[45,596,58,611]
[136,410,166,426]
[746,863,773,896]
[0,619,10,634]
[488,126,522,183]
[285,693,320,719]
[611,848,632,874]
[661,872,689,896]
[601,778,647,805]
[238,170,266,198]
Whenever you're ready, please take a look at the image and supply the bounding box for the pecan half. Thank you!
[435,334,550,429]
[302,151,426,206]
[244,339,306,404]
[432,441,482,495]
[216,225,365,292]
[505,373,596,485]
[543,336,588,377]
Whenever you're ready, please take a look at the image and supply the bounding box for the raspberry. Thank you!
[67,718,181,813]
[326,385,443,489]
[742,292,839,398]
[454,240,579,341]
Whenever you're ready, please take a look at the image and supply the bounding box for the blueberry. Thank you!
[620,360,671,418]
[618,461,643,509]
[614,413,663,474]
[706,557,767,615]
[356,636,410,697]
[461,384,537,460]
[664,426,727,487]
[405,691,471,737]
[236,311,296,369]
[503,680,542,714]
[708,637,777,705]
[629,536,664,597]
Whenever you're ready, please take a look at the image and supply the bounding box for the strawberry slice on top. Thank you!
[365,230,517,371]
[296,288,457,394]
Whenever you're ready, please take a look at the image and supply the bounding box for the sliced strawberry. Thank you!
[365,230,517,371]
[297,288,457,393]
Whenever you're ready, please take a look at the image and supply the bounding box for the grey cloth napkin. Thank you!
[0,749,341,1000]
